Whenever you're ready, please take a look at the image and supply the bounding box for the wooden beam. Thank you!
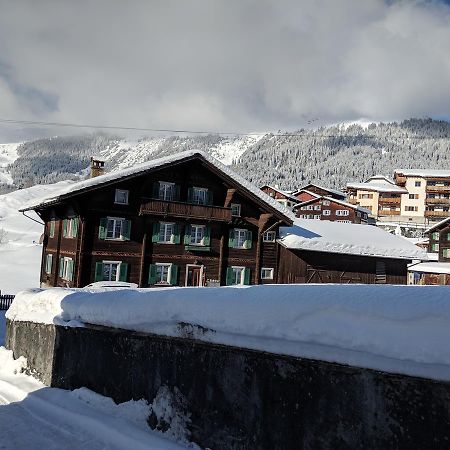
[218,230,225,285]
[224,188,236,207]
[139,219,147,287]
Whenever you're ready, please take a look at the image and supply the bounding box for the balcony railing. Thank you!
[395,176,407,186]
[378,197,401,205]
[425,210,450,218]
[426,185,450,192]
[378,209,401,216]
[140,198,232,222]
[426,198,450,205]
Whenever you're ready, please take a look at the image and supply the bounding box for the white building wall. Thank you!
[402,177,426,217]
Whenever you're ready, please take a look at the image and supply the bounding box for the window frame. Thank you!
[155,262,173,285]
[59,256,74,281]
[114,189,129,205]
[159,181,176,201]
[190,224,206,245]
[102,260,122,282]
[159,222,176,244]
[192,187,208,205]
[336,210,349,216]
[231,266,245,285]
[231,203,241,217]
[106,217,126,240]
[322,209,331,216]
[45,253,53,274]
[261,267,274,280]
[263,231,276,242]
[234,228,248,248]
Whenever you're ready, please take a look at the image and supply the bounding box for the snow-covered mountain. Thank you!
[0,143,21,186]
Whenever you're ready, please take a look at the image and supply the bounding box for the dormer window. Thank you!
[159,182,176,201]
[115,189,129,205]
[231,203,241,217]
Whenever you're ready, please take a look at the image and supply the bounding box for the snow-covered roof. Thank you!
[298,183,346,198]
[425,217,450,233]
[260,185,299,202]
[293,196,372,215]
[346,181,407,193]
[278,219,427,260]
[408,262,450,274]
[21,150,295,223]
[395,169,450,178]
[365,175,395,185]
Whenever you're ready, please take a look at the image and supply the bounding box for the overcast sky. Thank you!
[1,0,450,142]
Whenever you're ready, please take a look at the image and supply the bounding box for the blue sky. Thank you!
[1,0,450,142]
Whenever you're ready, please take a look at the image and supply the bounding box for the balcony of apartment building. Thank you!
[378,205,401,216]
[395,176,407,186]
[426,181,450,193]
[378,194,402,205]
[140,198,232,222]
[425,205,450,218]
[426,194,450,205]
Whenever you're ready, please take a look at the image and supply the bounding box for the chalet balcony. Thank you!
[425,210,450,218]
[378,209,400,216]
[378,197,401,205]
[395,176,407,186]
[140,198,232,222]
[426,198,450,205]
[426,185,450,193]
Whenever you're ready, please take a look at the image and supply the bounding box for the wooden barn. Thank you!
[21,151,293,288]
[277,219,425,285]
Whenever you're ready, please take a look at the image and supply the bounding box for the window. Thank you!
[432,232,440,241]
[148,263,178,285]
[359,194,373,199]
[405,206,418,212]
[408,194,419,200]
[322,200,330,206]
[336,210,349,216]
[229,228,252,249]
[432,243,439,252]
[99,217,131,240]
[192,187,208,205]
[314,215,321,219]
[415,181,421,187]
[337,220,351,223]
[263,231,276,242]
[300,215,308,219]
[59,257,74,281]
[314,205,321,210]
[45,254,53,274]
[158,182,176,201]
[231,203,241,217]
[226,266,250,285]
[115,189,129,205]
[306,205,313,210]
[63,218,78,238]
[97,261,126,282]
[447,233,450,241]
[49,220,55,238]
[443,249,450,259]
[261,267,274,280]
[160,222,175,243]
[322,210,331,216]
[190,224,205,245]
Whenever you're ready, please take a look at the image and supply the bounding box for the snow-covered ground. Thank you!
[0,347,198,449]
[0,181,74,294]
[7,284,450,381]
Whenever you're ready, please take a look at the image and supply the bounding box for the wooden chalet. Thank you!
[293,196,370,224]
[260,185,299,209]
[277,219,425,285]
[21,151,293,288]
[293,184,346,201]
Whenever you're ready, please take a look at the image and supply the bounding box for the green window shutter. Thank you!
[174,184,181,201]
[148,264,157,285]
[447,233,450,241]
[49,221,55,238]
[119,263,128,282]
[63,219,68,237]
[433,232,440,240]
[172,223,180,244]
[187,187,194,203]
[226,267,233,286]
[152,223,160,243]
[67,259,74,281]
[72,218,78,238]
[228,229,236,248]
[243,268,251,285]
[184,225,192,245]
[98,218,107,240]
[203,226,211,246]
[170,264,178,285]
[122,220,131,240]
[244,230,253,249]
[94,262,104,282]
[59,257,64,277]
[206,190,213,205]
[153,181,160,199]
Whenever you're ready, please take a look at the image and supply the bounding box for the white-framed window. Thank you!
[159,222,175,243]
[314,205,321,210]
[49,220,55,238]
[432,243,439,252]
[443,248,450,258]
[115,189,129,205]
[102,261,121,281]
[415,181,421,187]
[263,231,276,242]
[314,215,321,219]
[45,254,53,274]
[231,203,241,217]
[306,205,313,210]
[63,218,78,238]
[308,214,314,219]
[336,210,349,216]
[323,210,331,216]
[235,229,248,248]
[155,263,171,284]
[337,220,352,223]
[59,256,74,281]
[148,262,178,285]
[190,224,205,245]
[159,182,176,201]
[432,232,440,241]
[322,200,330,206]
[106,217,127,240]
[405,206,418,212]
[193,187,208,205]
[300,214,308,219]
[230,266,245,285]
[261,267,274,280]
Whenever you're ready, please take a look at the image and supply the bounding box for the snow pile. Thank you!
[279,219,427,260]
[0,346,26,375]
[7,284,450,381]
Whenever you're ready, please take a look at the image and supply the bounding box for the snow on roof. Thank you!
[365,175,395,185]
[8,284,450,381]
[395,169,450,178]
[425,217,450,233]
[260,185,299,202]
[408,262,450,274]
[21,150,295,222]
[346,181,407,193]
[293,196,371,214]
[278,219,427,260]
[298,183,346,198]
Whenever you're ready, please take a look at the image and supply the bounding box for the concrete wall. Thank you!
[6,320,450,450]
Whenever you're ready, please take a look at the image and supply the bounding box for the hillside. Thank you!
[1,118,450,193]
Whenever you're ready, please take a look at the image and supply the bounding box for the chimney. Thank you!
[90,157,105,178]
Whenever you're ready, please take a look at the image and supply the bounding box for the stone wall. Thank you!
[6,319,450,450]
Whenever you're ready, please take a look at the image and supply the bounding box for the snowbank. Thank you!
[7,284,450,381]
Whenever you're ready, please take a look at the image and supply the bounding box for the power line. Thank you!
[0,117,449,139]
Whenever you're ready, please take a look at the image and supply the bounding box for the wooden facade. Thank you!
[36,154,292,288]
[427,218,450,261]
[277,247,408,285]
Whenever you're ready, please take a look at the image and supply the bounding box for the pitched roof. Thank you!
[297,183,346,198]
[346,180,407,193]
[395,169,450,178]
[425,217,450,234]
[293,196,371,215]
[20,150,295,223]
[408,262,450,274]
[292,189,322,199]
[260,185,300,202]
[278,219,427,260]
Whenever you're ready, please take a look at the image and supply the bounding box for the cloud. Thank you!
[0,0,450,141]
